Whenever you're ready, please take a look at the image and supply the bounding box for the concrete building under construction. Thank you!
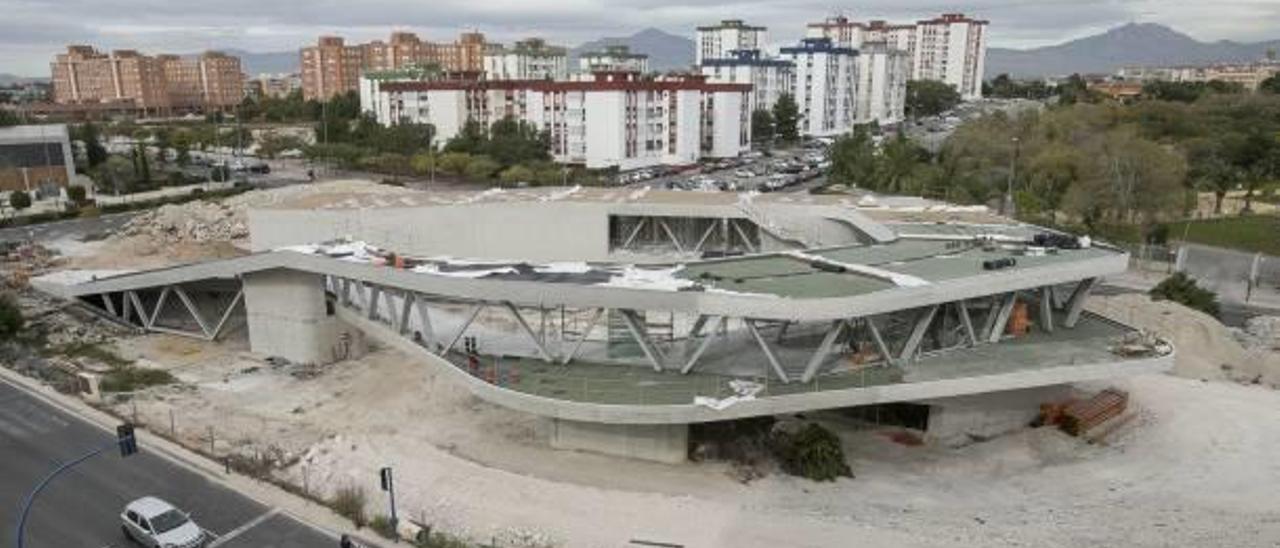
[43,187,1173,463]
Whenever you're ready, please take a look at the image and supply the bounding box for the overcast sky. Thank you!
[2,0,1278,75]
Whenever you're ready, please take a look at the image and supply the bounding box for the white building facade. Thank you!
[483,38,568,81]
[363,73,750,170]
[696,20,767,65]
[577,46,649,74]
[779,38,858,137]
[699,50,794,112]
[808,13,988,100]
[913,13,988,100]
[854,43,909,125]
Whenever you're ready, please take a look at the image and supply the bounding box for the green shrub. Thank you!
[369,514,398,540]
[1150,272,1220,318]
[66,186,88,205]
[99,365,175,392]
[50,341,133,367]
[9,190,32,211]
[0,293,23,341]
[412,529,472,548]
[330,485,367,528]
[768,423,852,482]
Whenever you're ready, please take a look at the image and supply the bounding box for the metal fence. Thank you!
[1120,242,1280,305]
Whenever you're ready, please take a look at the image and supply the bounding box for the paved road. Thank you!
[0,212,137,245]
[0,379,336,548]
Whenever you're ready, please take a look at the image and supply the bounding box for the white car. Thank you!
[121,497,207,548]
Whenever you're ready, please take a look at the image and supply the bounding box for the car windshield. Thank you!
[149,509,189,534]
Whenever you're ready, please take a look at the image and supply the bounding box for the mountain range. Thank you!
[987,23,1280,78]
[568,28,694,73]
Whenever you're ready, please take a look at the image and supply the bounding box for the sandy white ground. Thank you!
[109,322,1280,547]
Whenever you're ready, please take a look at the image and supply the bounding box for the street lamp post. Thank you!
[1003,136,1020,217]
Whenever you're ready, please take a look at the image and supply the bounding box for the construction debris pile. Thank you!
[112,180,418,247]
[1108,330,1173,358]
[116,201,247,244]
[1088,293,1280,388]
[1234,316,1280,353]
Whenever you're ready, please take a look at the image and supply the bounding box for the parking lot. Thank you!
[617,143,830,193]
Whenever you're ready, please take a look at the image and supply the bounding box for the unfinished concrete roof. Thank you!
[256,183,1007,223]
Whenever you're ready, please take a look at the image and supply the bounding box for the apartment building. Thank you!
[246,73,303,99]
[483,38,568,81]
[1118,61,1280,91]
[699,49,794,112]
[913,13,988,100]
[578,46,650,74]
[301,32,488,101]
[779,38,857,137]
[807,13,988,100]
[50,46,244,114]
[696,20,768,65]
[854,43,909,125]
[807,17,916,53]
[362,72,750,169]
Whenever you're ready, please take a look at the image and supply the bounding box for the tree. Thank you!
[8,190,32,211]
[1066,129,1187,225]
[906,80,961,119]
[75,122,109,169]
[1221,128,1280,213]
[827,126,879,188]
[877,133,929,194]
[92,156,136,195]
[751,108,775,145]
[485,116,549,167]
[132,143,151,187]
[0,110,20,127]
[437,152,473,175]
[256,132,305,159]
[1142,81,1207,103]
[1261,74,1280,95]
[499,164,535,186]
[463,155,500,181]
[1186,137,1239,215]
[0,293,23,341]
[772,93,800,143]
[410,153,436,178]
[444,120,488,155]
[66,186,88,206]
[1056,74,1096,105]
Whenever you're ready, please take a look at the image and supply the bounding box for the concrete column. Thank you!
[920,385,1070,447]
[550,419,688,464]
[243,270,364,364]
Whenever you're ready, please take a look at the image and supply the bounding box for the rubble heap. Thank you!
[116,201,247,244]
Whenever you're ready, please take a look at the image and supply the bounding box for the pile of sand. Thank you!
[1088,293,1280,387]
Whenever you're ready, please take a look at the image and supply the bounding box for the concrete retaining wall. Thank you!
[922,385,1070,447]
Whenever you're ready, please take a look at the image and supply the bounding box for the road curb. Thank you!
[0,367,399,548]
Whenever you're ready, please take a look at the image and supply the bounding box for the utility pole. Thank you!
[379,466,398,537]
[1003,136,1020,217]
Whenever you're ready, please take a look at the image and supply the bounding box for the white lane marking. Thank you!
[207,507,280,547]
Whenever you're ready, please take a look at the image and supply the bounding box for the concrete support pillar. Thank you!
[921,385,1070,447]
[550,419,688,464]
[243,270,364,364]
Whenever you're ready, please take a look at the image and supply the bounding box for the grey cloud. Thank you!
[2,0,1278,75]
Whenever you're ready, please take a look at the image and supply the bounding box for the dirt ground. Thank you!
[104,322,1280,547]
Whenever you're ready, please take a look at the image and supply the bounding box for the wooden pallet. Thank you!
[1061,388,1129,437]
